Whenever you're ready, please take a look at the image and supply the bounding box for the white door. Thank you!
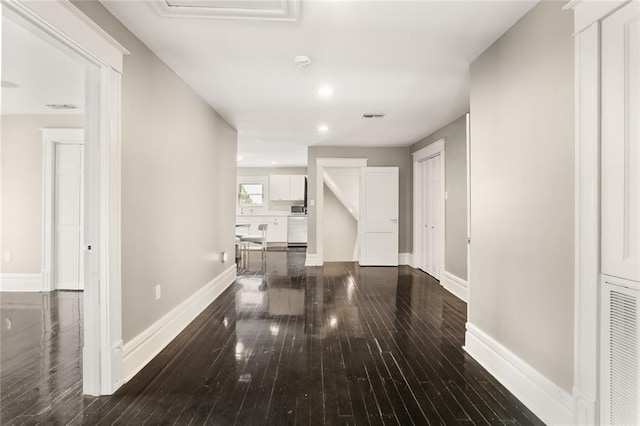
[55,143,84,290]
[359,167,399,266]
[418,154,444,279]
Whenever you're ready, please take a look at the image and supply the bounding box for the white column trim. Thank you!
[2,0,128,396]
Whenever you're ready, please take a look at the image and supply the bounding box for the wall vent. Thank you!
[603,281,640,425]
[362,113,385,119]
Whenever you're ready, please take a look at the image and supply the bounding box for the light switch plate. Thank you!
[3,251,11,262]
[155,285,161,300]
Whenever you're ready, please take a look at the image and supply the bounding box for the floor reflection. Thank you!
[0,248,544,425]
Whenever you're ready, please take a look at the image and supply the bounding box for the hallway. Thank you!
[1,249,542,425]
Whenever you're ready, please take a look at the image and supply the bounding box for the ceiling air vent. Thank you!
[362,113,385,119]
[46,104,79,110]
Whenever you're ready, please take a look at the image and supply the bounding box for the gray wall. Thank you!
[73,2,238,344]
[1,114,84,275]
[307,146,411,255]
[323,184,358,262]
[469,1,574,392]
[410,114,468,280]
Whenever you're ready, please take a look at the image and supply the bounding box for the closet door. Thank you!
[602,1,640,283]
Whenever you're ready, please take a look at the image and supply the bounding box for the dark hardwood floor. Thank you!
[1,249,544,425]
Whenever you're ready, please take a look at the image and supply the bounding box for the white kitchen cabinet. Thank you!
[269,175,290,201]
[289,175,305,201]
[269,174,306,201]
[266,216,288,242]
[237,215,288,243]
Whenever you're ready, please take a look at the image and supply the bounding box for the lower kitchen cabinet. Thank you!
[236,215,288,243]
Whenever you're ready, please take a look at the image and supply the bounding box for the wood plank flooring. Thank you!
[1,249,544,425]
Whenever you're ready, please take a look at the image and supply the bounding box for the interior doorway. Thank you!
[322,167,360,262]
[413,139,445,280]
[42,129,85,291]
[1,0,128,398]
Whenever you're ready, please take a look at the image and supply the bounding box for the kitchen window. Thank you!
[238,183,264,207]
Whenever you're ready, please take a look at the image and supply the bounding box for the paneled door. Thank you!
[359,167,399,266]
[419,154,444,279]
[602,0,640,283]
[55,143,84,290]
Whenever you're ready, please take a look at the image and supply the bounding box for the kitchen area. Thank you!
[235,168,308,255]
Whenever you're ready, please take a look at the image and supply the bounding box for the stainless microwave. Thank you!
[290,205,305,214]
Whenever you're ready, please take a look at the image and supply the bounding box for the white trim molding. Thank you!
[441,271,468,302]
[148,0,299,22]
[122,265,237,382]
[305,251,322,267]
[0,274,44,292]
[464,323,575,426]
[398,253,413,266]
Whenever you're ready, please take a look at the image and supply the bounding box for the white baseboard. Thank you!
[398,253,413,266]
[464,323,574,426]
[441,271,468,302]
[305,251,322,266]
[0,273,44,292]
[122,265,237,382]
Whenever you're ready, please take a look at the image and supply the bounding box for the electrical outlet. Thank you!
[3,251,11,262]
[155,285,161,301]
[445,191,449,200]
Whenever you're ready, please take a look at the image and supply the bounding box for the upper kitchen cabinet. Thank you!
[602,1,640,283]
[269,174,305,202]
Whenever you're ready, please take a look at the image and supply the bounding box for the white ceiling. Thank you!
[101,0,537,167]
[1,16,85,116]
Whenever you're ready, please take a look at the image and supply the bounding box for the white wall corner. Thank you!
[0,274,45,292]
[305,251,323,266]
[441,271,468,302]
[464,323,575,426]
[121,265,237,382]
[398,253,413,266]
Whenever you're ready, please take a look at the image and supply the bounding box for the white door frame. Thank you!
[465,113,471,314]
[1,0,129,395]
[42,128,85,292]
[412,139,445,279]
[313,158,368,266]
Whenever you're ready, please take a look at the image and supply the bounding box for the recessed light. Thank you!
[318,125,329,132]
[272,161,278,165]
[236,154,244,162]
[318,86,333,97]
